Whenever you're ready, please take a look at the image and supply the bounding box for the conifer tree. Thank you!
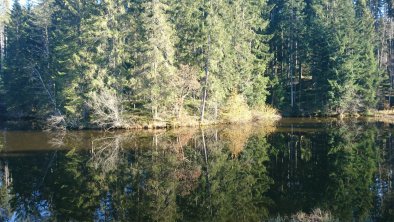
[313,0,359,114]
[51,0,101,123]
[226,0,271,107]
[267,0,306,111]
[135,0,178,119]
[3,0,27,115]
[354,0,380,111]
[0,0,10,69]
[0,0,389,125]
[3,0,52,117]
[313,0,378,114]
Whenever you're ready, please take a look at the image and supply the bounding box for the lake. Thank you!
[0,118,393,221]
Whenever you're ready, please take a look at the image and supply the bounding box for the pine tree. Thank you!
[173,0,271,120]
[134,0,178,119]
[3,0,27,115]
[354,0,380,112]
[267,0,306,112]
[316,0,358,114]
[226,0,271,107]
[171,0,205,66]
[0,0,10,105]
[2,0,52,117]
[32,0,58,114]
[307,0,336,113]
[51,0,101,123]
[309,0,379,114]
[0,0,10,69]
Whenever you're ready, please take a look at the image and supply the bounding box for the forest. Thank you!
[0,0,393,129]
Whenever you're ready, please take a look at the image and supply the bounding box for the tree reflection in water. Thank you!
[0,121,392,221]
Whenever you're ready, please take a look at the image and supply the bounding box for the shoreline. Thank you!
[0,114,282,131]
[5,110,394,131]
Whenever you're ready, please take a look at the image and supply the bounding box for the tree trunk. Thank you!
[200,34,211,122]
[4,161,9,187]
[299,60,302,108]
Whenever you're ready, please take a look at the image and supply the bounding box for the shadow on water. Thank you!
[0,119,392,221]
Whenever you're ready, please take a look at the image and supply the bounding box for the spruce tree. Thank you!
[0,0,10,69]
[354,0,380,112]
[3,0,52,117]
[318,0,359,114]
[51,0,101,123]
[267,0,306,112]
[3,0,27,115]
[309,0,379,114]
[135,0,178,119]
[227,0,271,107]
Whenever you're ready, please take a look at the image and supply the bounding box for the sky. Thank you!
[21,0,37,6]
[18,0,38,7]
[3,0,39,10]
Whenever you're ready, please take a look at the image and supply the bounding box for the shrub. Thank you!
[44,115,67,131]
[220,93,252,123]
[252,104,281,121]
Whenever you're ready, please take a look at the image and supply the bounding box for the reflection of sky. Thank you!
[12,0,38,8]
[6,193,51,222]
[19,0,27,6]
[372,167,393,219]
[95,192,114,222]
[374,176,389,204]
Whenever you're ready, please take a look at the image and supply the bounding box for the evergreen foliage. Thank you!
[0,0,392,126]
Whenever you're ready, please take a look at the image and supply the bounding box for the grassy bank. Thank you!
[362,109,394,124]
[44,98,281,131]
[268,209,338,222]
[116,104,281,130]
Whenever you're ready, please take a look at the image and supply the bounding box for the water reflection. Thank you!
[0,120,392,221]
[268,122,383,221]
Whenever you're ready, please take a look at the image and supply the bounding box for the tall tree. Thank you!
[0,0,10,69]
[267,0,306,112]
[228,0,271,107]
[354,0,380,111]
[3,0,53,117]
[134,0,178,119]
[51,0,107,124]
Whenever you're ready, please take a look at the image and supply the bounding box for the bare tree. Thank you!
[173,65,200,118]
[88,88,130,129]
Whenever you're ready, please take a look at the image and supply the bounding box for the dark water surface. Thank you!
[0,118,393,221]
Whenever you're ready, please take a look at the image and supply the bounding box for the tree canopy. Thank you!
[0,0,393,127]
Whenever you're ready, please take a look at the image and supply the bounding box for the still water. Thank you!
[0,118,393,221]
